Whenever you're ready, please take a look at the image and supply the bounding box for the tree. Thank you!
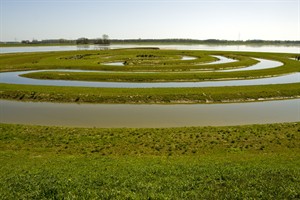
[94,34,110,45]
[21,40,30,44]
[59,39,67,43]
[76,37,89,44]
[102,34,110,45]
[94,38,103,44]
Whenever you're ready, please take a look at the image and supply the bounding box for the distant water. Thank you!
[1,44,299,54]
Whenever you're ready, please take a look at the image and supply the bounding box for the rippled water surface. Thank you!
[1,99,299,128]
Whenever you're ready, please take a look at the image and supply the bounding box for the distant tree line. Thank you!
[2,37,299,46]
[110,39,300,45]
[18,34,111,45]
[76,34,110,45]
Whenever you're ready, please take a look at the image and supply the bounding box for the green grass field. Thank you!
[1,49,299,199]
[1,122,299,199]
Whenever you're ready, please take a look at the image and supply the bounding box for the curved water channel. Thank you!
[0,58,297,88]
[217,58,282,72]
[1,99,299,128]
[199,55,237,65]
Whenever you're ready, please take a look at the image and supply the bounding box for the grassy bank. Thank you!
[1,83,300,103]
[0,122,299,199]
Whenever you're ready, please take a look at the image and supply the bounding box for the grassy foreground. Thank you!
[1,83,300,103]
[0,122,300,199]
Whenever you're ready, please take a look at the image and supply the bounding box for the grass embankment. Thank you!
[1,83,300,103]
[2,49,297,81]
[0,122,299,199]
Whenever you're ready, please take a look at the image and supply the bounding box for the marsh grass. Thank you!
[0,123,300,199]
[1,123,299,156]
[1,49,300,199]
[1,83,299,104]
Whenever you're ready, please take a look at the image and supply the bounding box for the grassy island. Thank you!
[0,49,299,103]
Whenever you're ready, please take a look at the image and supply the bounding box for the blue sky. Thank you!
[1,0,299,41]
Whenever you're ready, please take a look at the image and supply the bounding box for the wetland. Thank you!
[1,46,300,199]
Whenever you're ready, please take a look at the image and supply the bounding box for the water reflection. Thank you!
[93,45,110,50]
[76,45,90,50]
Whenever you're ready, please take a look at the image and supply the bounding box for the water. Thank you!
[181,56,197,60]
[102,62,125,66]
[1,44,299,54]
[1,71,298,88]
[1,99,299,128]
[219,58,282,72]
[199,55,237,65]
[0,45,111,54]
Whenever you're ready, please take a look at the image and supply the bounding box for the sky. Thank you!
[1,0,299,41]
